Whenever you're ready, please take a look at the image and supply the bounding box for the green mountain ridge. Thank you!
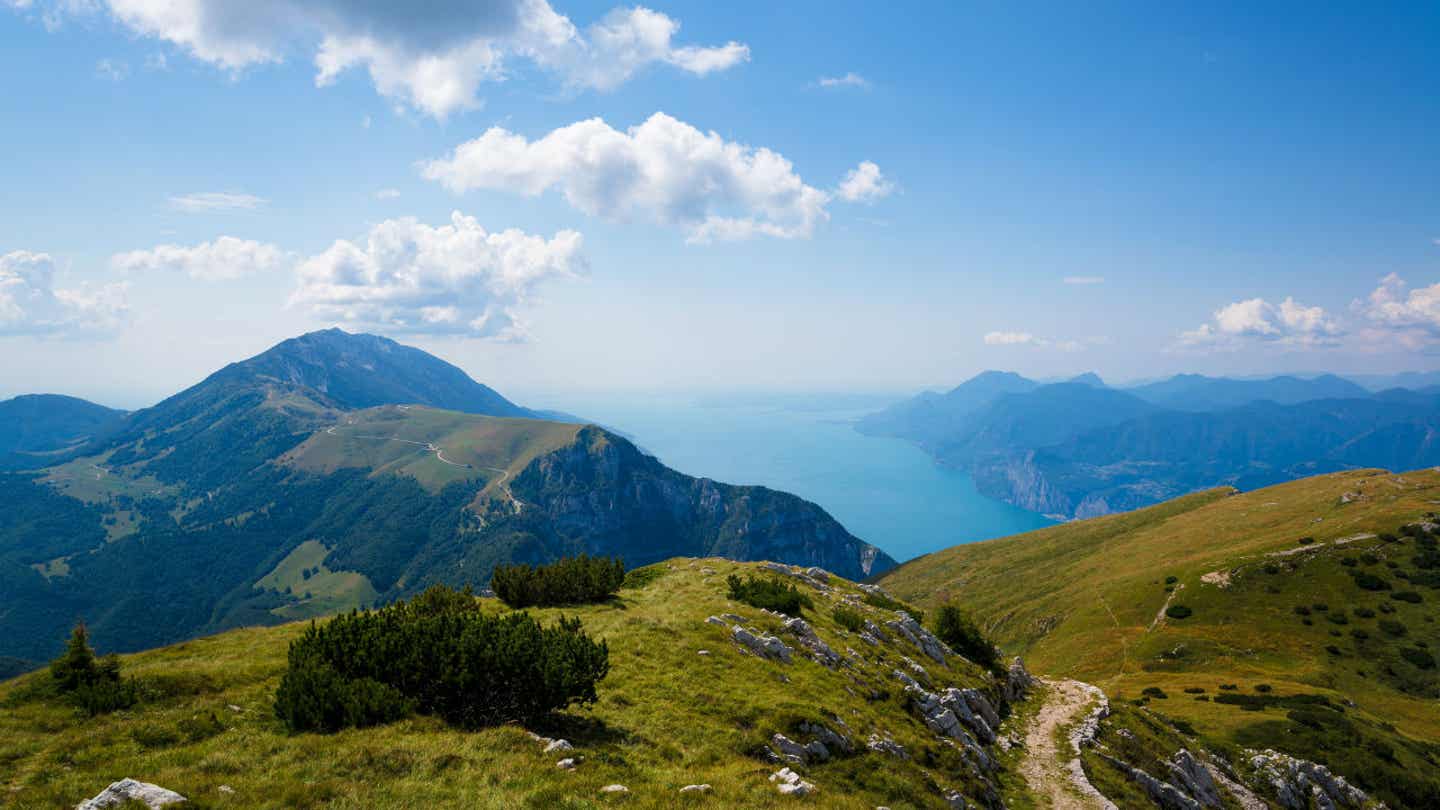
[0,332,893,663]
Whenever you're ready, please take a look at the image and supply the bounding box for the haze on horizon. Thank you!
[2,1,1439,409]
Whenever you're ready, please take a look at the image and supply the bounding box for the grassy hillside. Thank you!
[0,560,1018,810]
[279,405,581,506]
[880,468,1440,805]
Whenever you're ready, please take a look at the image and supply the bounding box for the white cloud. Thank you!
[23,0,747,119]
[422,112,881,242]
[0,250,128,338]
[95,57,128,80]
[289,211,582,340]
[1179,296,1341,349]
[1063,275,1104,285]
[111,236,288,281]
[983,331,1093,352]
[984,331,1042,346]
[144,51,167,70]
[816,72,869,89]
[835,161,894,203]
[168,191,267,212]
[1351,273,1440,349]
[373,188,401,200]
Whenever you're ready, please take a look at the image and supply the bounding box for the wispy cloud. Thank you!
[167,192,268,213]
[1063,275,1104,285]
[983,331,1092,352]
[95,58,128,81]
[816,72,870,89]
[373,188,401,200]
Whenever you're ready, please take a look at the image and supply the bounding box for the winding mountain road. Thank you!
[323,422,523,512]
[1018,679,1118,810]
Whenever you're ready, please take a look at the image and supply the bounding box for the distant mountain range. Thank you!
[0,330,892,663]
[860,370,1440,519]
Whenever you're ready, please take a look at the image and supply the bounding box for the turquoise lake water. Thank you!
[541,394,1054,563]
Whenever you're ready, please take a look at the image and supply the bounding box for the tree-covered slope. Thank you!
[0,394,125,470]
[879,469,1440,807]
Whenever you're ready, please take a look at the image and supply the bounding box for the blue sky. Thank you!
[2,1,1439,408]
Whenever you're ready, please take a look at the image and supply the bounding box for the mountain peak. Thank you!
[1067,372,1106,388]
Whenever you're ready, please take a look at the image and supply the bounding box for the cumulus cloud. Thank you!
[983,331,1087,352]
[20,0,747,118]
[289,211,582,339]
[1179,296,1341,349]
[836,161,894,203]
[1350,273,1440,350]
[422,112,886,242]
[111,236,288,281]
[168,191,267,212]
[816,72,869,89]
[0,250,128,338]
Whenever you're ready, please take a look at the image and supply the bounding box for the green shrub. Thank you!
[1350,629,1369,640]
[1350,570,1392,591]
[1164,576,1178,585]
[1390,591,1423,604]
[1294,605,1312,616]
[1165,604,1193,620]
[1399,647,1436,670]
[1354,607,1376,618]
[1361,553,1381,565]
[1264,564,1281,575]
[861,591,924,622]
[274,585,610,733]
[1313,603,1329,612]
[832,605,865,633]
[726,575,813,617]
[48,622,138,716]
[1298,537,1315,545]
[1378,619,1407,637]
[1218,683,1238,690]
[1183,687,1205,694]
[491,555,626,608]
[1326,613,1349,625]
[1254,683,1273,693]
[1326,645,1343,656]
[932,604,1000,673]
[1141,686,1168,699]
[1342,557,1358,567]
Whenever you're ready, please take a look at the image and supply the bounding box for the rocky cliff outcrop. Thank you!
[507,426,896,580]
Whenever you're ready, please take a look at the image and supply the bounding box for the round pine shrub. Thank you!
[832,605,865,633]
[492,555,626,608]
[1391,591,1423,604]
[274,585,609,733]
[1294,605,1312,616]
[1399,647,1437,670]
[1378,619,1407,637]
[933,604,1001,674]
[1165,604,1193,620]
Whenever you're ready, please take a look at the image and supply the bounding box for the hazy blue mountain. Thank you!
[972,394,1440,518]
[1065,372,1106,388]
[0,394,126,470]
[1347,370,1440,392]
[855,370,1039,445]
[0,331,891,661]
[1126,373,1371,411]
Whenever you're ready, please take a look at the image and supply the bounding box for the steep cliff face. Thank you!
[509,427,896,580]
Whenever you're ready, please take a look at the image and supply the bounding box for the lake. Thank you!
[534,393,1054,563]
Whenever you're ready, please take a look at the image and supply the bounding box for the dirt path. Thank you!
[1018,679,1118,810]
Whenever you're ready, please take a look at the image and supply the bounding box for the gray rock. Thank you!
[705,615,727,626]
[1247,750,1375,810]
[1100,754,1202,810]
[679,784,711,794]
[1166,750,1222,808]
[803,566,830,584]
[886,612,951,664]
[556,758,580,770]
[76,779,186,810]
[1003,657,1035,703]
[544,739,573,753]
[782,617,842,667]
[599,784,628,794]
[866,733,908,759]
[943,789,967,809]
[770,767,815,796]
[732,625,793,663]
[799,721,853,756]
[772,733,809,764]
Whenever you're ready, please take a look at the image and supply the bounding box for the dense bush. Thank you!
[1391,591,1423,604]
[1354,607,1376,618]
[832,605,865,633]
[491,555,626,608]
[49,622,138,716]
[1350,570,1392,591]
[1165,604,1193,620]
[1378,619,1407,637]
[933,604,1000,674]
[274,584,609,733]
[1399,647,1436,670]
[726,574,813,616]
